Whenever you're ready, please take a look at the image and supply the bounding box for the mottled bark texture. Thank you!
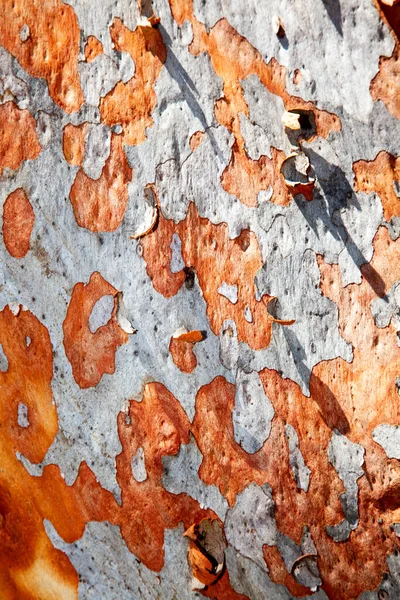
[1,0,400,598]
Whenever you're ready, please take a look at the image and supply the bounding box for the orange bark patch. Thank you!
[192,377,270,506]
[0,102,41,176]
[189,131,205,153]
[62,123,88,167]
[353,150,400,221]
[2,189,35,258]
[169,337,197,373]
[168,1,340,207]
[0,306,116,599]
[370,46,400,120]
[141,202,291,350]
[0,0,83,113]
[100,18,166,145]
[255,227,400,598]
[371,1,400,119]
[115,382,214,571]
[221,144,290,207]
[69,133,133,232]
[84,35,104,62]
[63,271,129,388]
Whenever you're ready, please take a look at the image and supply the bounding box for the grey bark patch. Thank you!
[79,54,121,107]
[219,319,239,371]
[36,111,53,148]
[44,520,199,600]
[0,47,29,109]
[218,282,238,304]
[17,403,29,428]
[370,282,400,333]
[88,294,114,333]
[82,123,111,180]
[19,24,30,42]
[233,368,275,454]
[285,424,311,492]
[241,74,289,157]
[225,545,328,600]
[225,483,277,570]
[162,435,229,520]
[114,50,135,84]
[244,306,253,323]
[131,446,147,482]
[372,424,400,459]
[170,233,185,273]
[326,429,365,540]
[239,112,274,161]
[0,343,8,372]
[275,528,322,591]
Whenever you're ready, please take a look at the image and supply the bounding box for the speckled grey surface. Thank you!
[1,0,400,597]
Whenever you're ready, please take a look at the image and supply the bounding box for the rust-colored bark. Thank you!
[2,189,35,258]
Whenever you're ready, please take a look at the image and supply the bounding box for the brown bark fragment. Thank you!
[370,46,400,120]
[353,150,400,221]
[100,18,166,145]
[169,337,197,373]
[190,131,205,153]
[115,382,215,571]
[0,102,41,176]
[0,307,76,599]
[69,134,133,232]
[141,202,292,350]
[371,1,400,119]
[221,144,290,208]
[0,0,83,113]
[62,123,89,167]
[192,377,270,506]
[63,272,129,389]
[3,188,35,258]
[84,35,104,62]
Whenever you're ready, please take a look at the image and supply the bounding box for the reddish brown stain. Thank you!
[3,188,35,258]
[100,18,166,145]
[0,0,83,113]
[69,133,133,232]
[0,306,116,599]
[62,123,89,167]
[371,1,400,119]
[84,35,104,62]
[141,201,291,350]
[293,69,303,85]
[192,377,270,506]
[353,150,400,221]
[190,131,205,153]
[221,144,290,208]
[169,337,198,373]
[0,102,41,176]
[115,382,215,571]
[63,272,129,388]
[370,46,400,120]
[168,0,340,207]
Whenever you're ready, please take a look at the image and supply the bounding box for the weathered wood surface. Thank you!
[1,0,400,598]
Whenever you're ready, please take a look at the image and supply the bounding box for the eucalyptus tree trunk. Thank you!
[1,0,400,599]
